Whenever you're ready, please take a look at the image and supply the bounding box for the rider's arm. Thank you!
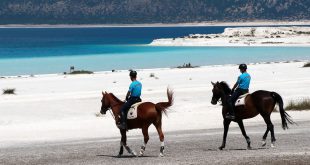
[232,76,240,92]
[232,82,238,92]
[125,91,131,101]
[126,82,134,101]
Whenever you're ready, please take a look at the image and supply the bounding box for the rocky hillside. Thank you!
[0,0,309,24]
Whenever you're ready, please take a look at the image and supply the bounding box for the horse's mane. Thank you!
[109,93,124,103]
[219,81,232,95]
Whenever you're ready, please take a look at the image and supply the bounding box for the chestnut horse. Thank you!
[211,81,294,150]
[100,88,173,157]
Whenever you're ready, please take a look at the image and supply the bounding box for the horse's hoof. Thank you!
[95,112,103,117]
[218,146,224,150]
[261,140,267,147]
[271,143,275,148]
[117,154,122,158]
[247,146,252,150]
[131,151,137,157]
[139,146,145,156]
[159,152,164,157]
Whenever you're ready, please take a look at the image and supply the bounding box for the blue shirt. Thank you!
[237,72,251,89]
[129,80,142,97]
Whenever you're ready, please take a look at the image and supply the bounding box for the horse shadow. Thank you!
[203,147,268,152]
[96,154,157,158]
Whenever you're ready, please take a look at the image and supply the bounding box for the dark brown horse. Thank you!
[211,81,294,150]
[100,88,173,157]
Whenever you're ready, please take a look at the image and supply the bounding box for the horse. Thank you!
[100,88,173,157]
[210,81,294,150]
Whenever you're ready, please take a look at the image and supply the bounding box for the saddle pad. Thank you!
[235,93,249,106]
[127,102,144,119]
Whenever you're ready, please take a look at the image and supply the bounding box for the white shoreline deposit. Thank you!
[0,62,310,147]
[150,27,310,46]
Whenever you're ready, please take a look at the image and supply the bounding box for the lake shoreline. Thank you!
[1,21,310,28]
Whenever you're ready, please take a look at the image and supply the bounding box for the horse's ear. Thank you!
[102,91,104,96]
[211,81,215,86]
[105,91,107,94]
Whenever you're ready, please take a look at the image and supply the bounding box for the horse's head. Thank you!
[211,81,232,105]
[100,91,111,115]
[211,81,221,105]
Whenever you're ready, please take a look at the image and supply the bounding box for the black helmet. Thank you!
[239,64,247,70]
[129,70,137,77]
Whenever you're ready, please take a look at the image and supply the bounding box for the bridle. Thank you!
[212,84,226,105]
[102,94,123,122]
[212,83,231,105]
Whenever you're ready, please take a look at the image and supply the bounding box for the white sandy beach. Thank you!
[0,61,310,148]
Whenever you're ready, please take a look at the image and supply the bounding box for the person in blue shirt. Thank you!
[226,64,251,120]
[117,70,142,130]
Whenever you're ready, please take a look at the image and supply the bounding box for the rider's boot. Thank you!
[226,102,236,120]
[117,112,127,130]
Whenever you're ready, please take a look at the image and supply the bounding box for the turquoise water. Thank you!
[0,27,309,76]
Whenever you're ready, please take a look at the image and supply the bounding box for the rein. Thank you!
[108,109,116,121]
[108,102,123,122]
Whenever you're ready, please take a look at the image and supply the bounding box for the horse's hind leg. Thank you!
[139,125,150,156]
[269,123,276,148]
[155,123,165,157]
[237,120,251,149]
[261,128,269,147]
[263,117,276,148]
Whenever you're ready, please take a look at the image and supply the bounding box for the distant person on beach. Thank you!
[117,70,142,129]
[226,64,251,120]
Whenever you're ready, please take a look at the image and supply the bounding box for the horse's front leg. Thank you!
[118,130,137,157]
[237,120,251,149]
[117,141,124,157]
[117,130,125,157]
[219,119,231,150]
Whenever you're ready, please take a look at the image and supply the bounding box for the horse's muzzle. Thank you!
[211,100,217,105]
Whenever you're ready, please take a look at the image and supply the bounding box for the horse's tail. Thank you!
[271,92,295,130]
[155,88,174,115]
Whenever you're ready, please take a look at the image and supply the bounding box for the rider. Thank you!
[226,64,251,120]
[117,70,142,130]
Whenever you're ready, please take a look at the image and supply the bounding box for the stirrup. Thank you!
[117,123,127,130]
[225,113,235,120]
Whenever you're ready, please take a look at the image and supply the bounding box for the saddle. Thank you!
[235,93,249,106]
[127,102,143,119]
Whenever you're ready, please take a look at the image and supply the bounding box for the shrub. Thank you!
[285,98,310,111]
[150,73,155,77]
[69,70,93,74]
[3,88,15,95]
[303,62,310,67]
[177,63,198,69]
